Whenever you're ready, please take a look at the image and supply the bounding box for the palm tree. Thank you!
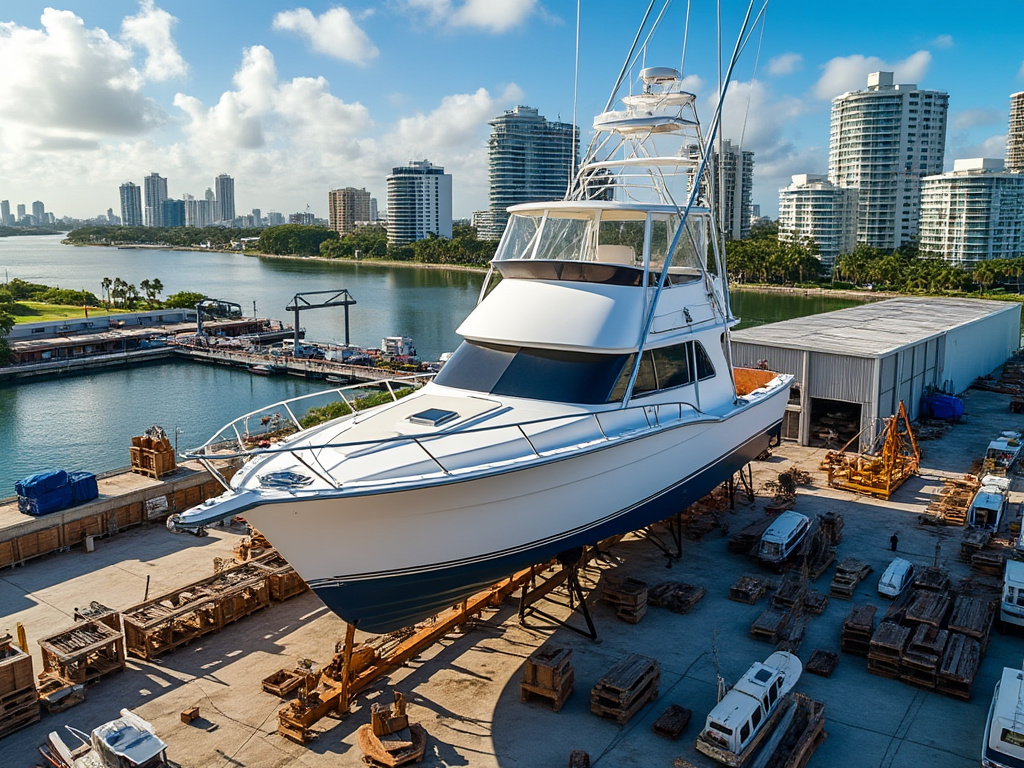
[151,278,164,302]
[139,279,152,303]
[101,277,112,308]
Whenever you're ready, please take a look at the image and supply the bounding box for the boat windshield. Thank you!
[433,341,631,404]
[494,208,705,274]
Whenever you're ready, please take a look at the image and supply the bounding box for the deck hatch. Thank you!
[407,408,459,427]
[259,471,314,488]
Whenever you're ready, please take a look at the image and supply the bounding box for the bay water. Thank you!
[0,235,864,491]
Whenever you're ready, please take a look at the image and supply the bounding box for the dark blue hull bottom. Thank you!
[311,422,779,633]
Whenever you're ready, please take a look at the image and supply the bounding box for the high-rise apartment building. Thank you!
[1008,92,1024,174]
[161,199,185,228]
[829,72,948,250]
[119,182,143,226]
[918,158,1024,266]
[778,174,859,271]
[16,204,26,221]
[386,160,452,246]
[183,194,215,228]
[267,212,285,226]
[1,200,11,226]
[479,106,577,240]
[215,174,235,222]
[31,201,44,223]
[144,172,168,227]
[328,187,372,235]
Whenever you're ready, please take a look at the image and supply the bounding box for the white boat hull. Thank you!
[238,389,787,632]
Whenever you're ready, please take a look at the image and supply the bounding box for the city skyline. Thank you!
[0,1,1022,221]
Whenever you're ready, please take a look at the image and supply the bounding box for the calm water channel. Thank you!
[0,235,866,491]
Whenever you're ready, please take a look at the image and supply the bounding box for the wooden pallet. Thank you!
[521,646,574,712]
[750,608,791,644]
[937,633,981,700]
[652,704,692,740]
[904,591,952,627]
[972,549,1007,576]
[648,582,705,614]
[729,575,768,604]
[0,687,40,740]
[829,558,872,600]
[868,622,911,679]
[947,595,995,648]
[771,575,806,612]
[728,517,774,554]
[913,566,951,593]
[805,650,838,677]
[960,529,991,562]
[590,654,660,724]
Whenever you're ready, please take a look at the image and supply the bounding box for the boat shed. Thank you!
[730,297,1021,448]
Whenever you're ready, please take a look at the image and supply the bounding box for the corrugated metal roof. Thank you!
[732,296,1020,358]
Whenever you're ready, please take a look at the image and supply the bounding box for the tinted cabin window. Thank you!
[611,341,717,398]
[740,722,751,743]
[751,706,762,728]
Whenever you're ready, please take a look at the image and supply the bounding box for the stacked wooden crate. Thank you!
[602,574,648,624]
[130,433,177,479]
[729,575,769,604]
[39,618,126,686]
[251,549,309,601]
[122,562,270,659]
[590,654,660,724]
[520,646,574,712]
[648,582,705,614]
[830,558,873,600]
[840,604,876,656]
[0,635,39,740]
[859,580,994,700]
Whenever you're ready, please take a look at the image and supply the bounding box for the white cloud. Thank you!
[0,9,163,146]
[767,53,802,76]
[931,34,954,49]
[948,133,1009,165]
[121,0,187,81]
[402,0,537,33]
[272,7,378,64]
[173,45,371,154]
[951,108,1003,131]
[813,50,932,100]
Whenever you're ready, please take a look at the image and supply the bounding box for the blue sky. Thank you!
[1,0,1022,222]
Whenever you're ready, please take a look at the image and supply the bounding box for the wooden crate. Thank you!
[522,646,574,713]
[829,558,872,600]
[0,687,40,740]
[112,501,146,531]
[602,574,648,624]
[0,641,39,740]
[648,582,705,614]
[13,527,61,562]
[805,650,838,677]
[750,608,790,644]
[947,595,995,647]
[39,619,125,686]
[904,590,952,627]
[62,513,106,545]
[590,654,660,724]
[729,575,768,604]
[841,604,877,656]
[252,550,308,601]
[937,632,981,700]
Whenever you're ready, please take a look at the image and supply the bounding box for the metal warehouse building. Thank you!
[730,297,1021,447]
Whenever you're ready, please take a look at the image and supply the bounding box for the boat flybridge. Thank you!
[170,63,792,633]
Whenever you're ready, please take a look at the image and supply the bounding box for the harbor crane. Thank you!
[285,289,357,349]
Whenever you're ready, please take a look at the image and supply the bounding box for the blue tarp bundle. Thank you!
[17,483,74,516]
[922,394,965,421]
[14,469,69,499]
[68,471,99,504]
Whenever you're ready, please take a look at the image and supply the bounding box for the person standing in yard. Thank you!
[890,532,899,552]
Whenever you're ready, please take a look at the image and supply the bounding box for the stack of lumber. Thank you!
[867,622,911,679]
[972,549,1008,576]
[648,582,705,614]
[590,654,660,724]
[937,633,983,700]
[0,634,39,740]
[728,517,774,555]
[520,646,574,712]
[830,558,873,600]
[601,574,648,624]
[922,476,979,526]
[729,575,769,604]
[901,624,948,687]
[947,595,996,653]
[840,604,876,656]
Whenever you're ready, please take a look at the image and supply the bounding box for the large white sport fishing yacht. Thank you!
[171,6,791,633]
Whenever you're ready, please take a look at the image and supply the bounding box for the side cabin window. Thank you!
[739,722,751,744]
[609,341,716,401]
[750,706,762,730]
[767,679,779,708]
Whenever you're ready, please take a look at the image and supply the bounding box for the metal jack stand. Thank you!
[519,548,598,640]
[728,465,756,509]
[638,511,684,567]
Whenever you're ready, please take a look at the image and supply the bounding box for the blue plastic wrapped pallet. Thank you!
[14,468,69,499]
[922,394,965,421]
[17,483,74,516]
[68,471,99,504]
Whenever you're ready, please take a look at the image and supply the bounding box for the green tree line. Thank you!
[66,225,263,248]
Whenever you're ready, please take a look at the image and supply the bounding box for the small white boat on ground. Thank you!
[969,474,1011,531]
[983,665,1024,768]
[39,708,168,768]
[696,651,803,766]
[986,432,1024,476]
[170,3,791,633]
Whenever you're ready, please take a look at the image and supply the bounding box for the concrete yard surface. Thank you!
[1,386,1023,767]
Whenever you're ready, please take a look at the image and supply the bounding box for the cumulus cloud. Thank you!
[767,53,802,76]
[121,0,187,81]
[813,50,932,100]
[0,9,163,146]
[272,7,378,64]
[173,45,370,153]
[931,34,954,49]
[403,0,537,32]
